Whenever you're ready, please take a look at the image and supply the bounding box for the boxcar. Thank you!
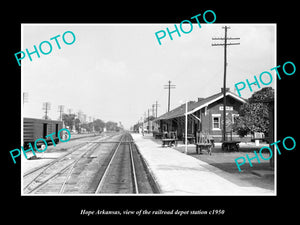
[23,117,63,148]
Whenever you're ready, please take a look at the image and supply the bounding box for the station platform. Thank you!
[132,133,274,195]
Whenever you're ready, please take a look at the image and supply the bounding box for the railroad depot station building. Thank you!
[154,88,251,142]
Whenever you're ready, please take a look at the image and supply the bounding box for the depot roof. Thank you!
[155,91,247,121]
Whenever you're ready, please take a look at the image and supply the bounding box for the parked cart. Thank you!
[162,131,178,147]
[221,131,240,152]
[182,133,195,144]
[153,131,163,139]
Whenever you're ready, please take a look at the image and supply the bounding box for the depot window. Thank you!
[212,114,221,130]
[232,114,239,123]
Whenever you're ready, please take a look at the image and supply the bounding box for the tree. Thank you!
[144,115,155,122]
[105,121,118,131]
[81,122,93,132]
[94,119,105,132]
[248,87,274,103]
[62,113,76,130]
[233,87,274,137]
[74,118,81,133]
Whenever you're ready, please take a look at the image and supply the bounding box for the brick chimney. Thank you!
[221,87,230,93]
[197,97,204,102]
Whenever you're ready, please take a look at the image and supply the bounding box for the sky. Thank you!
[22,23,276,129]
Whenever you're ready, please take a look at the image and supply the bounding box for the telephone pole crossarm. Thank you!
[212,37,240,40]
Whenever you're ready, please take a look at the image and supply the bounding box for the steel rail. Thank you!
[26,161,76,194]
[23,142,89,178]
[58,141,102,194]
[129,140,139,194]
[23,133,117,179]
[23,142,91,192]
[58,162,77,194]
[94,134,126,194]
[80,141,135,143]
[24,142,100,194]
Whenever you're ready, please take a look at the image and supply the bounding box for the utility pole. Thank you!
[164,80,176,112]
[155,100,160,118]
[147,109,150,133]
[42,102,51,120]
[77,110,82,133]
[152,104,155,118]
[58,105,64,121]
[23,92,28,107]
[92,117,95,133]
[212,26,240,142]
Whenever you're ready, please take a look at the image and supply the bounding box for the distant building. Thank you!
[143,119,159,133]
[155,88,251,142]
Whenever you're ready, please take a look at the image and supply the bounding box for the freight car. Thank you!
[23,117,63,148]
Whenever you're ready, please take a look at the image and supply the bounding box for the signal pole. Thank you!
[164,80,176,112]
[212,26,240,142]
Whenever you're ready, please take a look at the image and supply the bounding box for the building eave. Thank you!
[187,91,247,115]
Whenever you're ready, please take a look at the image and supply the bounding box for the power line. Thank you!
[212,26,240,142]
[163,80,176,112]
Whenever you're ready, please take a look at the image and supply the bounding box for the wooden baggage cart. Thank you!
[195,132,214,155]
[162,131,178,147]
[221,141,240,151]
[221,131,240,152]
[182,133,195,144]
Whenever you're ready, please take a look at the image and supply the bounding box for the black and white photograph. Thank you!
[20,23,276,195]
[4,3,298,221]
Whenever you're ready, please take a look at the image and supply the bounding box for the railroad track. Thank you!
[23,132,115,179]
[23,132,159,194]
[94,133,159,194]
[23,141,101,194]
